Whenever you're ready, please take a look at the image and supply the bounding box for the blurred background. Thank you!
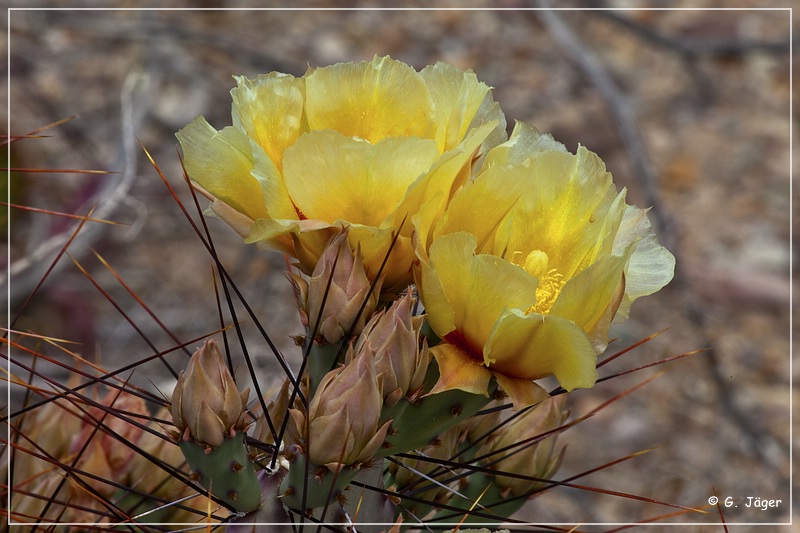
[3,2,795,530]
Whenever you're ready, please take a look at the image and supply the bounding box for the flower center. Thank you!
[510,250,565,315]
[443,329,484,363]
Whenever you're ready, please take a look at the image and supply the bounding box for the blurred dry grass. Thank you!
[3,2,795,530]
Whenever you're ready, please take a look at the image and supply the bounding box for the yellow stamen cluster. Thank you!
[510,249,566,315]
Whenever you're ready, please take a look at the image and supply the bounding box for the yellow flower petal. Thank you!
[495,148,624,279]
[346,224,416,291]
[405,121,501,256]
[245,217,330,254]
[231,73,306,172]
[202,194,256,240]
[176,116,268,221]
[232,75,307,222]
[282,130,439,227]
[425,232,539,349]
[484,309,597,391]
[492,373,549,410]
[419,61,498,152]
[417,242,455,336]
[482,120,566,168]
[305,56,436,144]
[612,205,676,321]
[550,251,629,352]
[250,140,298,221]
[433,163,529,255]
[426,343,492,397]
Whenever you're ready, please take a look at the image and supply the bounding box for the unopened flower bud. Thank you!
[352,292,430,406]
[478,396,567,498]
[458,399,503,445]
[289,350,391,471]
[70,392,149,486]
[254,378,295,446]
[8,387,206,525]
[171,339,250,447]
[296,230,382,344]
[388,425,460,515]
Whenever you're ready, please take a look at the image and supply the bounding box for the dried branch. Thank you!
[5,68,153,304]
[594,10,794,58]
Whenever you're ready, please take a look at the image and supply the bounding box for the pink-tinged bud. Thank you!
[288,270,311,329]
[351,292,430,406]
[171,339,250,447]
[254,378,294,446]
[302,231,382,344]
[8,388,206,525]
[69,392,149,484]
[459,399,503,444]
[289,350,391,471]
[388,424,460,512]
[478,396,567,498]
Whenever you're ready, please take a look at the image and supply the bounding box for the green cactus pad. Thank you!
[381,381,497,456]
[226,468,294,531]
[279,444,359,511]
[307,341,342,397]
[431,471,522,524]
[179,432,261,513]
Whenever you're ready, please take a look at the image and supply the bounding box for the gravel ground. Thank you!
[4,3,795,531]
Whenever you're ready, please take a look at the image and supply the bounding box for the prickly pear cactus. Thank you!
[278,443,359,511]
[179,433,261,513]
[380,377,498,456]
[165,54,675,529]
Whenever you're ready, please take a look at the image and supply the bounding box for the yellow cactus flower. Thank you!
[418,123,675,408]
[177,55,506,291]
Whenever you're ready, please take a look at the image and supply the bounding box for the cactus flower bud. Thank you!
[294,230,382,344]
[70,392,149,486]
[171,339,250,447]
[289,350,391,471]
[478,396,567,498]
[253,378,290,447]
[458,399,503,445]
[388,424,461,514]
[7,387,206,524]
[351,292,430,406]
